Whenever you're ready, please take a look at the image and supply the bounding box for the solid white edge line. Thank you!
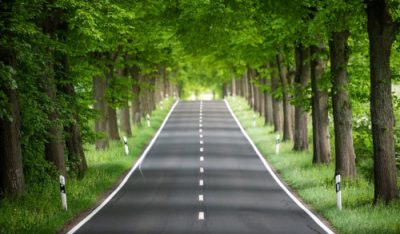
[224,99,335,234]
[67,100,180,234]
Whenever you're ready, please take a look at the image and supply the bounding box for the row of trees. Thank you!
[171,0,399,203]
[0,0,398,205]
[0,0,179,197]
[216,0,399,203]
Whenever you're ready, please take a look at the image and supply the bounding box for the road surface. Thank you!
[69,100,332,234]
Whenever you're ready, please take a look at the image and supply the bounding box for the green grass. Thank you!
[227,96,400,234]
[0,99,176,234]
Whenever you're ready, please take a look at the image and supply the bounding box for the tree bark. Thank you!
[57,54,87,178]
[93,75,109,149]
[42,48,67,176]
[118,67,131,137]
[366,0,399,203]
[311,45,331,164]
[259,81,265,117]
[329,30,356,177]
[277,54,293,141]
[130,66,141,126]
[107,105,120,141]
[0,85,25,195]
[39,2,67,176]
[271,65,283,133]
[293,46,310,151]
[264,75,274,125]
[0,15,25,194]
[120,107,131,137]
[232,78,237,96]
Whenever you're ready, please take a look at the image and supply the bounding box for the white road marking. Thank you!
[200,140,203,144]
[200,134,203,138]
[199,116,202,120]
[199,179,204,186]
[199,129,202,133]
[200,156,204,161]
[199,119,202,123]
[199,194,204,201]
[200,147,203,152]
[200,167,204,173]
[198,211,204,220]
[67,101,180,234]
[199,124,203,127]
[224,100,335,234]
[200,113,202,116]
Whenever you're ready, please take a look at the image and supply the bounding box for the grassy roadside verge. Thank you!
[227,96,400,234]
[0,99,175,234]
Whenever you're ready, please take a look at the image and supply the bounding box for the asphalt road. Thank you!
[70,100,332,234]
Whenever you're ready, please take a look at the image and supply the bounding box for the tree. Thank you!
[276,53,293,141]
[365,0,399,203]
[329,30,356,177]
[0,0,25,195]
[310,45,331,164]
[293,45,310,151]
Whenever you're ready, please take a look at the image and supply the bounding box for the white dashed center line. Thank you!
[198,211,205,220]
[199,104,205,222]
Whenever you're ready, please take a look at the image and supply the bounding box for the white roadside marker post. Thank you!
[275,134,280,155]
[123,136,129,155]
[60,175,67,210]
[336,173,342,210]
[173,92,177,100]
[146,114,151,128]
[253,113,256,127]
[160,100,164,110]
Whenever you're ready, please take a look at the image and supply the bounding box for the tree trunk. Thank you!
[57,54,87,178]
[120,107,131,137]
[93,75,109,149]
[288,71,296,135]
[259,82,265,117]
[130,66,141,126]
[311,45,331,164]
[0,27,25,194]
[119,67,132,137]
[39,3,67,176]
[264,75,274,125]
[0,86,25,195]
[329,30,356,177]
[293,46,310,151]
[271,66,283,133]
[276,54,293,141]
[107,105,120,141]
[366,0,399,203]
[246,70,253,107]
[232,78,237,96]
[43,51,67,176]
